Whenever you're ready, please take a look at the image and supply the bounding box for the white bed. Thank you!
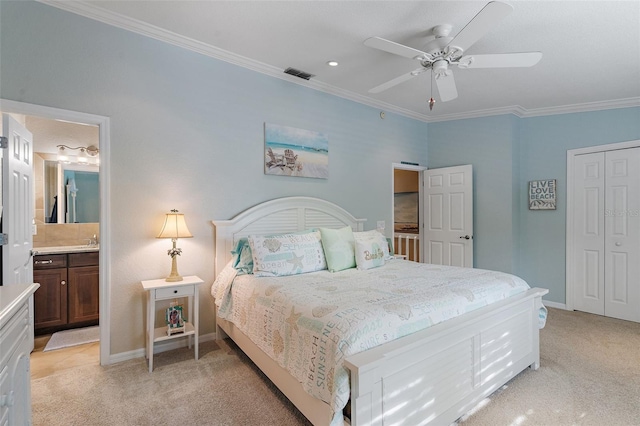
[212,196,548,425]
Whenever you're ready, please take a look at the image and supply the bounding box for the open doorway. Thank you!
[392,164,426,262]
[1,99,110,367]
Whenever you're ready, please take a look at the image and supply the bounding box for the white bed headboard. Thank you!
[211,196,366,277]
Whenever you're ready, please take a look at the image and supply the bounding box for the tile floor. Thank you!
[31,334,100,380]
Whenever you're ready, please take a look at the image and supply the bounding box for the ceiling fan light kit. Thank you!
[364,1,542,109]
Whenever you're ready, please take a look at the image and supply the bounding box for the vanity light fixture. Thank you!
[57,145,100,164]
[157,209,193,282]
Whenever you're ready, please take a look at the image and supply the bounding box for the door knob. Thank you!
[460,235,472,240]
[61,280,66,286]
[615,242,622,246]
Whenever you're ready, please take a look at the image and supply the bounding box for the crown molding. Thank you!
[39,1,640,124]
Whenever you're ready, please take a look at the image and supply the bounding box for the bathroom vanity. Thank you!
[32,246,99,333]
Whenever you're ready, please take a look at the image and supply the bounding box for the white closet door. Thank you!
[573,152,605,315]
[604,147,640,322]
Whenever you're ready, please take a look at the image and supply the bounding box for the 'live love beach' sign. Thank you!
[529,179,556,210]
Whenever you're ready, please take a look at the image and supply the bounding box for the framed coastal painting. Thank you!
[264,123,329,179]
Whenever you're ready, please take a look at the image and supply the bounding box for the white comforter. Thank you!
[212,259,538,423]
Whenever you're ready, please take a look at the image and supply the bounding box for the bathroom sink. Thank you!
[33,245,99,254]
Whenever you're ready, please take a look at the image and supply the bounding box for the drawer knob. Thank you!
[173,290,178,294]
[35,259,53,265]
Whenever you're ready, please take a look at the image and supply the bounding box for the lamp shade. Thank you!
[157,210,193,239]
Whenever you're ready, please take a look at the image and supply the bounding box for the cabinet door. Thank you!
[68,266,99,324]
[33,268,68,329]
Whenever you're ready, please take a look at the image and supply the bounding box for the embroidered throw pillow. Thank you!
[319,226,356,272]
[249,230,327,277]
[353,230,391,260]
[354,235,386,270]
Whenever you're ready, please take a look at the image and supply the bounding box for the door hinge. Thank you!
[0,136,8,149]
[0,233,8,246]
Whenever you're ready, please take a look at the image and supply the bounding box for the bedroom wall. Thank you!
[0,1,428,357]
[428,108,640,304]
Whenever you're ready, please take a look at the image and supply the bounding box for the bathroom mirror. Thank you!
[43,160,99,223]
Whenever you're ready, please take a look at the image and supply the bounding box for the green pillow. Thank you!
[319,226,356,272]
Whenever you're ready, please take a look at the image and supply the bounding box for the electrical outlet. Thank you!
[376,220,385,231]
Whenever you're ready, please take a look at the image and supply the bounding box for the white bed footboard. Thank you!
[345,287,548,426]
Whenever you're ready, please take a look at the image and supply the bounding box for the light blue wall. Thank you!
[0,1,428,354]
[429,108,640,304]
[428,115,520,274]
[517,108,640,303]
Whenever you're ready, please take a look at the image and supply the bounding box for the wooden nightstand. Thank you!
[141,275,203,373]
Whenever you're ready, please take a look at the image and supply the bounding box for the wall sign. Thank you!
[529,179,556,210]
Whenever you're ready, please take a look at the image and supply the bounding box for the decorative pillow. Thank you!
[231,238,253,275]
[249,230,327,277]
[319,226,356,272]
[354,236,386,270]
[353,230,392,260]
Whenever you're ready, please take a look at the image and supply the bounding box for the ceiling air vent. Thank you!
[284,67,315,80]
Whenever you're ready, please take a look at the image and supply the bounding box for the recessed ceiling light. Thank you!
[326,61,339,67]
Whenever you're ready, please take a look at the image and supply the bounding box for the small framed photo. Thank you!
[166,305,185,335]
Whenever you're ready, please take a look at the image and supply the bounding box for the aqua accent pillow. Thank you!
[319,226,356,272]
[249,230,327,277]
[231,238,253,275]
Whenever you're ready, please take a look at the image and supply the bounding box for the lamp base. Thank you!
[165,251,183,282]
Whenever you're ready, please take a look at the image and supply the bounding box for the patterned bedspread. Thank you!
[212,259,541,424]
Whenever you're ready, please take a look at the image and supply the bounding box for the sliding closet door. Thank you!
[604,147,640,322]
[573,152,605,315]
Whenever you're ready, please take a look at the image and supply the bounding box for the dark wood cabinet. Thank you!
[33,252,99,333]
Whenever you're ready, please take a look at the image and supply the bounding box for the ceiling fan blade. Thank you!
[447,1,513,52]
[435,73,458,102]
[460,52,542,68]
[364,36,426,59]
[369,68,425,94]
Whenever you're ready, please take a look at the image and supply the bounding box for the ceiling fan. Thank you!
[364,1,542,105]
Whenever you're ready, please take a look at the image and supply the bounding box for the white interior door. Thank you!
[572,152,605,315]
[2,114,34,285]
[604,147,640,322]
[424,165,473,267]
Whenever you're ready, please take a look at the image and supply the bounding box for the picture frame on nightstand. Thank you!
[166,305,185,335]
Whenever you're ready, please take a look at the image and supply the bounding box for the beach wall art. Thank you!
[264,123,329,179]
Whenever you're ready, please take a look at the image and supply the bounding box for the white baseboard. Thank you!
[542,299,567,310]
[106,332,217,365]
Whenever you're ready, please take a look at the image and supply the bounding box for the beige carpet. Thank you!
[32,308,640,425]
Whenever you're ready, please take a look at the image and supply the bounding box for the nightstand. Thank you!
[141,275,203,372]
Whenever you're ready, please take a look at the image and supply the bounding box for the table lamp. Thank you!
[157,209,193,281]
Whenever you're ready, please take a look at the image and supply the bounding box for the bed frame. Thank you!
[212,196,548,425]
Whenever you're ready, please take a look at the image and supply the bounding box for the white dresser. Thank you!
[0,283,39,426]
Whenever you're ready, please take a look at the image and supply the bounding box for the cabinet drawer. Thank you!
[69,252,99,267]
[0,305,29,367]
[33,254,67,269]
[155,285,194,299]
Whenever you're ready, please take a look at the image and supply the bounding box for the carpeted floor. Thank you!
[31,308,640,425]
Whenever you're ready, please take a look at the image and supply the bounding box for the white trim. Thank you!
[39,1,640,124]
[542,300,567,310]
[109,332,216,365]
[391,163,427,262]
[0,98,111,367]
[565,139,640,313]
